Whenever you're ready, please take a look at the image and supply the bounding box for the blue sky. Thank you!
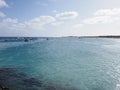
[0,0,120,37]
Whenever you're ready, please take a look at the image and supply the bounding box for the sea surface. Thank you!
[0,37,120,90]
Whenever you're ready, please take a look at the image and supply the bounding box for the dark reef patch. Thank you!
[0,67,78,90]
[0,67,42,90]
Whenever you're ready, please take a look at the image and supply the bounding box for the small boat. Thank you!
[24,39,30,42]
[4,40,8,42]
[46,38,49,40]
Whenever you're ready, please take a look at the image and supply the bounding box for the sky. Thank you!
[0,0,120,37]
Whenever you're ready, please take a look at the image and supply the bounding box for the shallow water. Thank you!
[0,38,120,90]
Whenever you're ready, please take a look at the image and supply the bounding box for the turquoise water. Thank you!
[0,38,120,90]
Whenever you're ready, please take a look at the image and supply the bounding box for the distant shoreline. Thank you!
[63,35,120,39]
[0,35,120,42]
[0,35,120,38]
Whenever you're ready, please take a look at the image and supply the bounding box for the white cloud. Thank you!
[72,23,82,29]
[51,21,63,26]
[24,16,56,30]
[94,8,120,16]
[0,16,56,31]
[83,16,120,24]
[26,16,56,25]
[83,8,120,24]
[56,11,79,20]
[0,18,18,29]
[0,11,6,18]
[0,0,8,8]
[3,18,18,23]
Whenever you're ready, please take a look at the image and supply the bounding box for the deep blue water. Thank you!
[0,38,120,90]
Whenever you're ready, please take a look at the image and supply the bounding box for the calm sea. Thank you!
[0,37,120,90]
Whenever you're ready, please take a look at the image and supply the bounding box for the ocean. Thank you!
[0,37,120,90]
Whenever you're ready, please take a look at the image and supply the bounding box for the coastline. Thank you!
[0,35,120,43]
[66,35,120,39]
[1,35,120,39]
